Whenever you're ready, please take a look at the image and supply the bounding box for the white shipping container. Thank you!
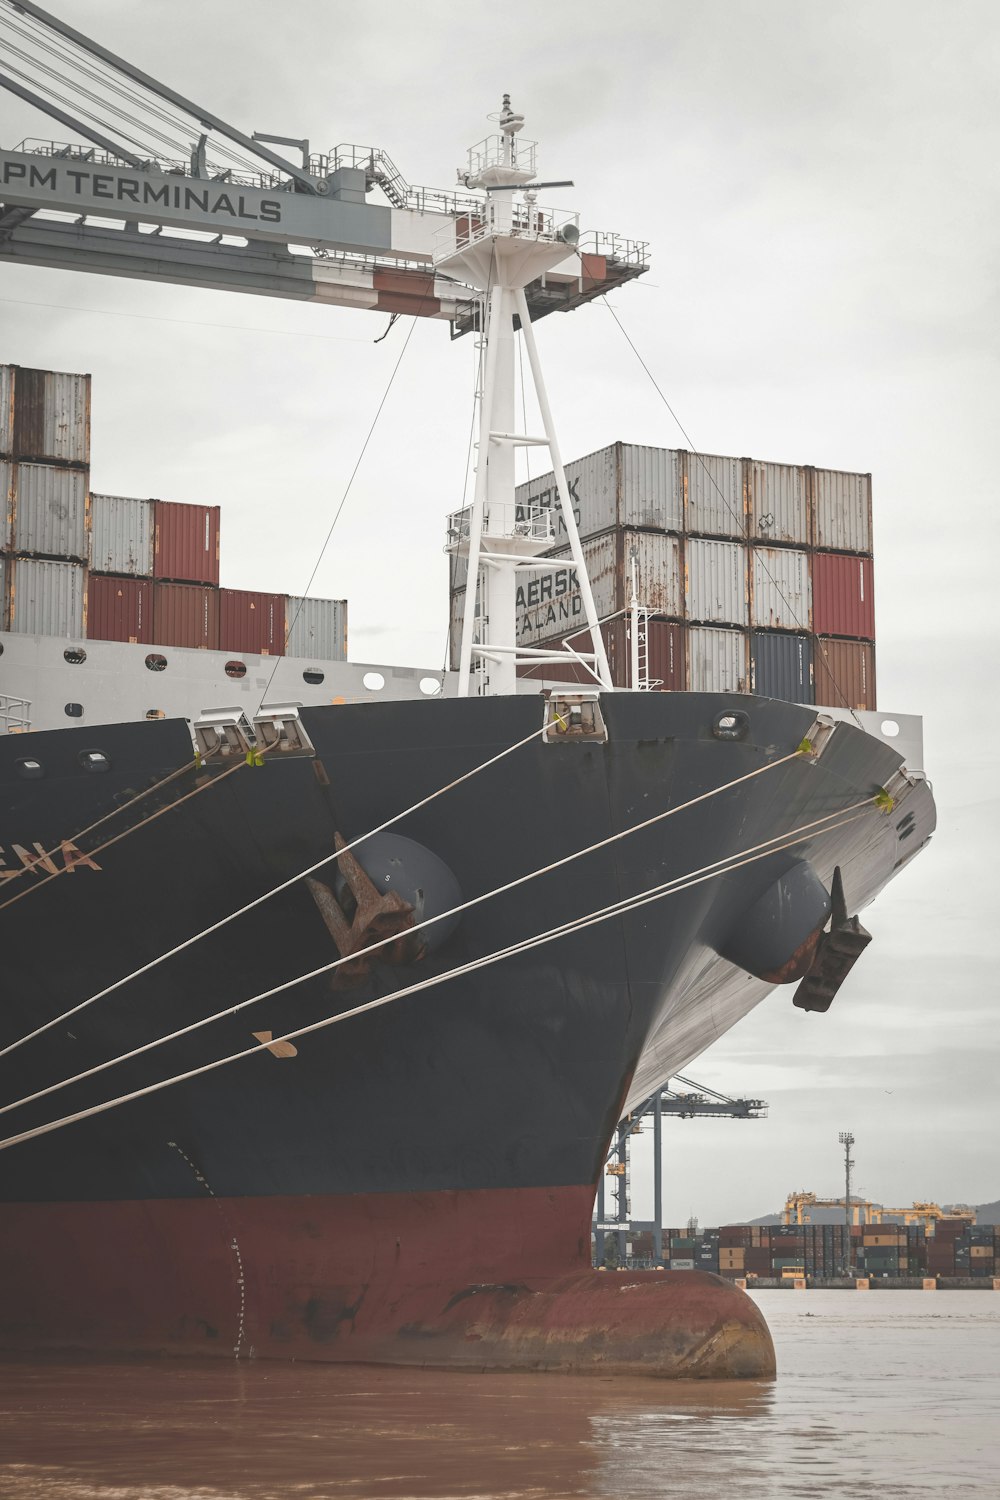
[685,537,748,625]
[285,595,348,661]
[683,451,744,538]
[747,460,809,546]
[751,546,811,631]
[0,366,13,455]
[6,556,87,636]
[12,463,89,560]
[689,626,748,693]
[813,468,872,553]
[90,494,154,576]
[619,444,683,531]
[513,442,682,546]
[514,530,682,646]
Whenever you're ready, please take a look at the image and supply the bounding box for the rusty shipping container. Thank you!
[812,467,872,554]
[152,582,220,650]
[90,494,154,577]
[153,500,220,585]
[512,529,683,649]
[624,617,685,691]
[285,595,348,661]
[750,631,814,704]
[747,459,809,547]
[1,365,91,466]
[812,551,875,639]
[516,616,686,691]
[681,451,745,540]
[685,538,748,625]
[220,588,287,656]
[5,462,90,560]
[751,545,811,631]
[87,574,154,644]
[5,556,87,636]
[513,442,683,549]
[814,637,876,711]
[516,619,619,687]
[688,626,748,693]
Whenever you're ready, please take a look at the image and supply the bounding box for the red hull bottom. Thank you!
[1,1187,775,1378]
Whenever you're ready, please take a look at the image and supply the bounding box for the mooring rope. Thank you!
[0,800,874,1153]
[0,790,875,1130]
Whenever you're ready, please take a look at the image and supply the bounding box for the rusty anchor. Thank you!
[306,833,427,986]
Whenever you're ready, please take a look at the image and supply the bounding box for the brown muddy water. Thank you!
[0,1291,997,1498]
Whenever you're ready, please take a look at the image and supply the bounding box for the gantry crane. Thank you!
[594,1076,768,1266]
[783,1191,977,1230]
[0,1,646,335]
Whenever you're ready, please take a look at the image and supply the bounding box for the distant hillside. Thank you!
[743,1199,999,1227]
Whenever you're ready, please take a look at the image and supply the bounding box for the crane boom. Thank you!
[0,2,647,334]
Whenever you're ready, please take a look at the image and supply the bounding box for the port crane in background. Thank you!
[783,1191,977,1230]
[594,1076,768,1266]
[0,1,646,335]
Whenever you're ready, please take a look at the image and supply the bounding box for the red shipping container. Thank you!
[812,552,875,639]
[517,617,688,690]
[153,582,219,649]
[219,588,286,656]
[87,574,154,644]
[814,638,877,711]
[153,501,220,585]
[516,619,618,687]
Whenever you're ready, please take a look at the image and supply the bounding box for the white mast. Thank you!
[438,98,613,698]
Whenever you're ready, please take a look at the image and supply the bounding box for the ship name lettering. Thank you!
[0,840,102,880]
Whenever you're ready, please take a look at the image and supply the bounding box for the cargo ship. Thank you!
[0,98,935,1378]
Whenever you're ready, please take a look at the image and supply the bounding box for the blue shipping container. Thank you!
[751,630,814,703]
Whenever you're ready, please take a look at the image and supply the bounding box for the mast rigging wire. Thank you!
[0,801,872,1153]
[597,291,865,726]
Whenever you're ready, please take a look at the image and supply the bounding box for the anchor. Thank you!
[306,833,427,987]
[793,866,872,1013]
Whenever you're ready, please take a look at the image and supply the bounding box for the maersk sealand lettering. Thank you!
[2,161,282,224]
[514,476,582,533]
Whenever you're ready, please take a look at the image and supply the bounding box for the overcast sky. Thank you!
[1,0,997,1226]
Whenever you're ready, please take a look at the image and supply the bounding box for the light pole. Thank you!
[839,1131,855,1275]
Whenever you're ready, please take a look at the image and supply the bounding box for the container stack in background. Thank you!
[88,493,347,659]
[614,1219,999,1280]
[2,360,347,661]
[1,364,91,636]
[448,441,877,708]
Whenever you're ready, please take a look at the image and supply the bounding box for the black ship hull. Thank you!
[0,691,933,1374]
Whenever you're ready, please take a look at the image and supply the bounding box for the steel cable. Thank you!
[0,718,555,1060]
[598,291,865,725]
[0,801,873,1153]
[0,743,825,1098]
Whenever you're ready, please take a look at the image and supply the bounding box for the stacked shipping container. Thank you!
[1,364,91,636]
[612,1220,999,1280]
[87,494,347,659]
[1,362,348,661]
[449,440,878,708]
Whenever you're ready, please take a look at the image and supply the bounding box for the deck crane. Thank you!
[0,0,647,697]
[0,1,646,335]
[594,1076,769,1266]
